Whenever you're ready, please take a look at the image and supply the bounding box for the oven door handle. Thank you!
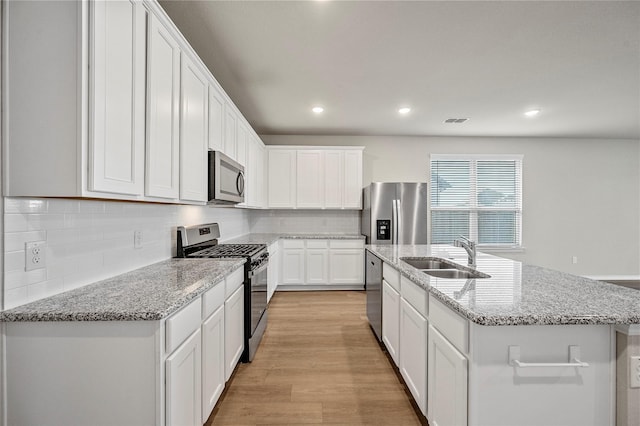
[249,261,269,278]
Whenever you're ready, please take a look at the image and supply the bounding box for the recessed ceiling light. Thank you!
[398,107,411,114]
[312,106,324,114]
[524,109,541,117]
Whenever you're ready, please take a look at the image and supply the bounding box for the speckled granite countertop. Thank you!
[368,244,640,326]
[225,233,365,245]
[0,259,245,322]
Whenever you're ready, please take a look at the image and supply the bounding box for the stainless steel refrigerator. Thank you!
[361,182,429,245]
[362,182,428,341]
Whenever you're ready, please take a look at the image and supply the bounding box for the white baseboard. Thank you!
[276,284,364,291]
[583,275,640,282]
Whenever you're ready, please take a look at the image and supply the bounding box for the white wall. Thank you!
[262,135,640,277]
[3,199,250,309]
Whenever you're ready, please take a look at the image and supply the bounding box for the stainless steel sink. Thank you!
[400,256,491,279]
[400,257,455,270]
[422,269,489,279]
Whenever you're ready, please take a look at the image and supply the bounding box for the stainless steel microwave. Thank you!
[208,151,245,204]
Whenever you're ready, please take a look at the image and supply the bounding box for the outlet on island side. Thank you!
[631,356,640,388]
[134,230,143,249]
[25,241,46,271]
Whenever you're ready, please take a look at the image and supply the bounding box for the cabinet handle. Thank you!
[508,345,589,368]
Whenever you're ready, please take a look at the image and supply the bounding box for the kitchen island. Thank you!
[367,244,640,426]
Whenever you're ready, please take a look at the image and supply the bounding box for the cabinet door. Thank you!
[281,249,305,285]
[306,249,328,284]
[400,298,428,416]
[428,325,468,426]
[145,13,180,199]
[179,55,208,202]
[257,144,266,208]
[89,0,145,195]
[236,121,248,167]
[223,106,237,160]
[343,150,363,208]
[268,149,296,208]
[208,84,225,152]
[166,329,202,426]
[382,280,400,366]
[296,150,325,208]
[267,244,280,302]
[324,150,344,209]
[202,305,225,422]
[224,285,244,381]
[328,249,364,284]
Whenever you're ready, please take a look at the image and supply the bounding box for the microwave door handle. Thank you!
[237,171,245,196]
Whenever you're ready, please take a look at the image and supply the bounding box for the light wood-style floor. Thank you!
[206,291,426,425]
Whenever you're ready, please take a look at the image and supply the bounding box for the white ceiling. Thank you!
[158,0,640,139]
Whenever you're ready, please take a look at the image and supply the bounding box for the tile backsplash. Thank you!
[250,209,360,234]
[3,198,250,309]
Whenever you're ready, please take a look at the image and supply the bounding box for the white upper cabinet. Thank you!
[236,121,248,168]
[145,12,180,199]
[324,150,344,209]
[89,0,146,196]
[268,149,297,208]
[296,150,325,208]
[179,55,208,202]
[267,146,364,209]
[208,84,225,152]
[343,149,363,208]
[224,106,238,161]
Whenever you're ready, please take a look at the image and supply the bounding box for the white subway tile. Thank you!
[4,251,25,272]
[4,214,28,232]
[27,279,64,300]
[4,268,47,290]
[4,286,29,309]
[78,200,105,214]
[28,214,65,231]
[4,230,47,252]
[47,199,80,214]
[4,198,48,214]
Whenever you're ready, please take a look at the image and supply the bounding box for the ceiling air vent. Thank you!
[444,118,469,123]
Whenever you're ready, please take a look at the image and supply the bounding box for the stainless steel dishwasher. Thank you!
[365,250,383,341]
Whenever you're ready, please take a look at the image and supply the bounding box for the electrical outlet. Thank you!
[134,230,143,249]
[572,256,578,264]
[630,356,640,388]
[25,241,46,271]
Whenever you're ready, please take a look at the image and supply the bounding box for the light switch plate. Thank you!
[630,356,640,388]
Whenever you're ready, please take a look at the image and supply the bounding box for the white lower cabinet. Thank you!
[267,242,280,302]
[4,267,247,426]
[399,298,428,416]
[166,329,202,426]
[201,305,225,422]
[306,240,329,284]
[224,285,245,381]
[382,280,400,366]
[428,325,467,426]
[279,239,364,289]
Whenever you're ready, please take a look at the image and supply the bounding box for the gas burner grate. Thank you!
[191,244,265,258]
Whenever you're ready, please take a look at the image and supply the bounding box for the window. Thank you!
[430,154,523,249]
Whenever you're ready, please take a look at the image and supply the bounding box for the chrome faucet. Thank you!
[454,236,476,267]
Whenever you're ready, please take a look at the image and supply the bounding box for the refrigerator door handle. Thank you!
[392,199,398,244]
[396,198,402,244]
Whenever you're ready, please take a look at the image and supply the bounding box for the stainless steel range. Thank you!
[176,223,268,362]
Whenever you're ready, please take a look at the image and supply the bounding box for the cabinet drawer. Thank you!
[383,263,400,291]
[225,267,245,299]
[329,239,364,249]
[306,239,329,249]
[282,239,305,249]
[202,280,225,319]
[166,298,202,354]
[400,276,428,317]
[429,297,468,354]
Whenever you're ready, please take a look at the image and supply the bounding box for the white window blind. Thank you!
[430,154,523,248]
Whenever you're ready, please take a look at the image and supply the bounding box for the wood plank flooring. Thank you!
[206,291,426,425]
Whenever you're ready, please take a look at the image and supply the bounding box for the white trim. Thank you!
[480,246,525,254]
[430,153,524,161]
[276,285,364,291]
[614,324,640,336]
[584,275,640,281]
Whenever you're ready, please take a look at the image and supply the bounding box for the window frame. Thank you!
[429,154,524,251]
